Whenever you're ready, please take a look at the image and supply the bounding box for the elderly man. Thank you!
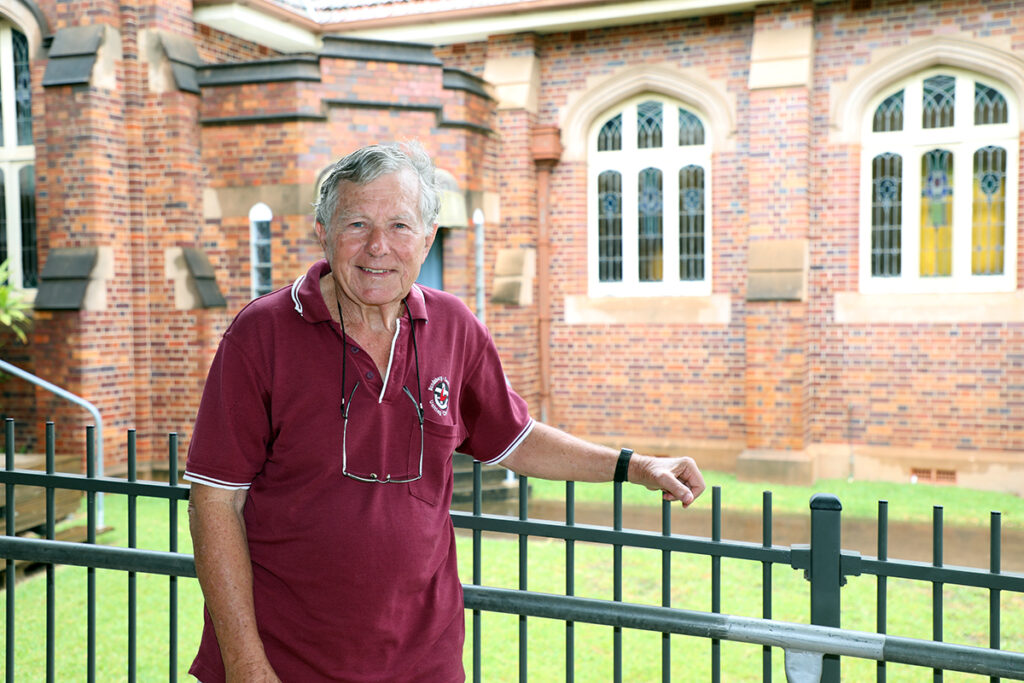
[185,141,705,682]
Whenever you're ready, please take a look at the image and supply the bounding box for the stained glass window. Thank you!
[922,75,955,129]
[0,25,36,290]
[637,167,663,281]
[249,203,273,297]
[679,109,705,146]
[13,30,31,146]
[920,149,953,277]
[637,100,663,149]
[871,153,902,277]
[598,114,621,152]
[873,90,904,132]
[597,170,622,282]
[975,83,1008,126]
[18,166,34,286]
[972,146,1005,275]
[679,165,704,281]
[0,170,6,268]
[590,96,709,294]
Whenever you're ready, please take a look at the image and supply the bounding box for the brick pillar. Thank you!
[33,2,206,474]
[738,3,815,483]
[483,34,543,411]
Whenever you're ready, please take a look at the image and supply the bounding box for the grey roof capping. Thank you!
[42,25,103,86]
[182,248,226,308]
[160,33,203,94]
[19,0,51,41]
[443,68,492,100]
[321,36,442,67]
[198,56,321,86]
[34,247,97,310]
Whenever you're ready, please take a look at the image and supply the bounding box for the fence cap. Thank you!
[809,493,842,511]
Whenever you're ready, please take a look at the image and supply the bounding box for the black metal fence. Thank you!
[2,419,1024,682]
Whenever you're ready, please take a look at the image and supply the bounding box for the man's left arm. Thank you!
[501,422,706,507]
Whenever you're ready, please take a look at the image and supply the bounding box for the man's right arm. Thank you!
[188,482,281,683]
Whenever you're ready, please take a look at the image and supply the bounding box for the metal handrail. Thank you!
[0,358,104,527]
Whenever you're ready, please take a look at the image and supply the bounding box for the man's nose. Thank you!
[365,226,389,255]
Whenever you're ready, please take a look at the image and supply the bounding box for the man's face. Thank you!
[316,168,436,313]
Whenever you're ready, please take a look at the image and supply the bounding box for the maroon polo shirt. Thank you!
[184,259,534,682]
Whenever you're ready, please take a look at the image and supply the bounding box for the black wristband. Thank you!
[613,448,633,483]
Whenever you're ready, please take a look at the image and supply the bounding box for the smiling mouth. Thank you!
[360,267,391,275]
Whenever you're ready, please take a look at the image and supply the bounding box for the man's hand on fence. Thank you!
[630,454,706,508]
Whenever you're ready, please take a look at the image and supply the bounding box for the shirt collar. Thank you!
[291,259,429,325]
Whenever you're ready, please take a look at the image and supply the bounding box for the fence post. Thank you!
[809,493,842,682]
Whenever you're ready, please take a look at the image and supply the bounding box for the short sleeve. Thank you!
[455,330,534,465]
[184,333,272,489]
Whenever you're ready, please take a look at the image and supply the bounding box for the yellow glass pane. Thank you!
[972,147,1005,275]
[920,151,953,277]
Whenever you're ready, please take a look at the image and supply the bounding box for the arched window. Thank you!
[860,69,1018,293]
[588,95,711,296]
[0,22,36,289]
[249,203,273,298]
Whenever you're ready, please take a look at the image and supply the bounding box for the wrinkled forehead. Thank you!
[330,169,425,224]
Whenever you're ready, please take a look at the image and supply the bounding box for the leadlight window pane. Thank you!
[253,219,272,296]
[922,75,955,129]
[871,153,902,277]
[678,109,705,146]
[637,100,663,149]
[679,165,704,281]
[0,170,6,266]
[974,83,1008,126]
[597,170,622,282]
[920,149,953,276]
[19,165,35,286]
[637,167,663,282]
[972,145,1006,275]
[597,114,621,152]
[872,90,904,132]
[13,30,31,146]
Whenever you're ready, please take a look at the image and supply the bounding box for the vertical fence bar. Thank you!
[761,491,772,683]
[661,499,671,683]
[518,475,528,683]
[877,500,888,683]
[127,430,137,683]
[169,433,179,682]
[990,511,1001,683]
[809,493,842,683]
[711,486,721,683]
[472,461,482,683]
[613,479,623,683]
[933,505,943,683]
[5,418,16,683]
[86,425,97,683]
[45,422,56,683]
[566,481,575,683]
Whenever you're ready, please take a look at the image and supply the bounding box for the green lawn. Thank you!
[4,474,1022,681]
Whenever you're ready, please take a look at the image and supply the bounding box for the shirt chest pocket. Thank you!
[409,419,464,506]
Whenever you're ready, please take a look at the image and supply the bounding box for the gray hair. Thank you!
[313,141,441,230]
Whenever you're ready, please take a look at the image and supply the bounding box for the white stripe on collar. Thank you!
[291,273,307,316]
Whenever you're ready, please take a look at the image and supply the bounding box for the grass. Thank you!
[4,473,1022,681]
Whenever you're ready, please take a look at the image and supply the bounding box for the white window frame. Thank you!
[249,202,273,298]
[0,21,35,290]
[859,68,1018,294]
[587,94,712,298]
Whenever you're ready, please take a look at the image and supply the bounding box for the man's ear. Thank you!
[422,222,439,263]
[315,220,329,253]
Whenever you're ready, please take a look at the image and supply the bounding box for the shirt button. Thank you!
[365,371,374,379]
[351,346,359,353]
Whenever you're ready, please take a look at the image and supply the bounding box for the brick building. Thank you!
[1,0,1022,493]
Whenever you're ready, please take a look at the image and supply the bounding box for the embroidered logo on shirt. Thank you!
[428,376,451,417]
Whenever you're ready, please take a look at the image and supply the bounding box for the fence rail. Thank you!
[3,419,1024,682]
